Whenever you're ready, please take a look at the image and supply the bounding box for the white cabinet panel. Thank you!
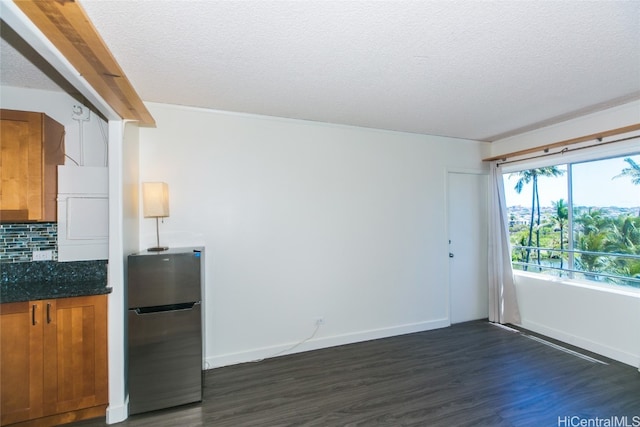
[66,197,109,239]
[57,166,108,262]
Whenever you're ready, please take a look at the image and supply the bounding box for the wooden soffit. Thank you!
[14,0,155,126]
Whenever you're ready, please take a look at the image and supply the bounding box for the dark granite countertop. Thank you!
[1,280,111,303]
[1,260,110,304]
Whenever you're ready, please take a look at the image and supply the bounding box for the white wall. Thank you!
[492,101,640,368]
[516,272,640,367]
[139,103,489,367]
[0,85,108,167]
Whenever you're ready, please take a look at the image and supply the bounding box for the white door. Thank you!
[448,172,489,324]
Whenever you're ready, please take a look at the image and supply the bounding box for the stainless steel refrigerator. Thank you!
[127,247,203,415]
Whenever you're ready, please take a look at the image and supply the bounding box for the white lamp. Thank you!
[142,182,170,252]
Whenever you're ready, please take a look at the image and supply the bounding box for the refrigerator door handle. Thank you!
[134,302,200,315]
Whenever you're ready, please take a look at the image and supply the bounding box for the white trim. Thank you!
[520,319,639,368]
[446,167,489,175]
[205,318,449,369]
[105,399,128,425]
[106,121,127,425]
[144,101,485,143]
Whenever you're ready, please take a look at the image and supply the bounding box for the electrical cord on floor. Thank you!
[252,322,322,363]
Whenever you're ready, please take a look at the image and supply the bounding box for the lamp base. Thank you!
[147,246,169,252]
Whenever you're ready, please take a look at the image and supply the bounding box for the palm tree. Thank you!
[574,208,617,281]
[551,199,568,268]
[605,216,639,254]
[511,167,565,269]
[613,157,640,216]
[575,208,608,236]
[614,157,640,185]
[576,231,608,278]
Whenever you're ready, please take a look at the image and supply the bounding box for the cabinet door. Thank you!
[43,295,108,416]
[0,301,44,425]
[0,109,64,222]
[0,110,42,221]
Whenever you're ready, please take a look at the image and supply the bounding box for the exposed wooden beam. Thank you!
[483,124,640,162]
[14,0,155,126]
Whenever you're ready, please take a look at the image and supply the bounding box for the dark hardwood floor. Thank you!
[72,321,640,426]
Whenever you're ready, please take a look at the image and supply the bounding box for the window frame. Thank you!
[501,142,640,291]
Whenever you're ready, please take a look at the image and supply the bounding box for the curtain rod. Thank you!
[483,123,640,162]
[495,134,640,167]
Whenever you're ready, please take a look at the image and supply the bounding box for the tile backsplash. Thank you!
[0,223,58,263]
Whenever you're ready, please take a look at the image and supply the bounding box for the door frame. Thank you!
[445,168,489,324]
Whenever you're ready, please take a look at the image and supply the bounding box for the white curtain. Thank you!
[488,161,521,324]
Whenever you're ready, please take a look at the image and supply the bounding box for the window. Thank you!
[503,154,640,289]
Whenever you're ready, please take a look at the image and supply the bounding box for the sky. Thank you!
[503,155,640,208]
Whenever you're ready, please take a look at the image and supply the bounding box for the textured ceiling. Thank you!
[1,21,75,93]
[3,1,640,141]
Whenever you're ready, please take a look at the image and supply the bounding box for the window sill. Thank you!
[513,270,640,298]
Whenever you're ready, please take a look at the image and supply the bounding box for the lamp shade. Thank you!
[142,182,170,218]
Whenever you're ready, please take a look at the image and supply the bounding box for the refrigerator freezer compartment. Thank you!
[128,250,201,308]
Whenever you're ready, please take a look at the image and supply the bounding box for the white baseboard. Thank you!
[520,319,639,368]
[206,318,449,369]
[106,397,128,424]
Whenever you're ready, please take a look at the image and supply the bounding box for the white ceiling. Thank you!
[3,1,640,141]
[0,22,62,91]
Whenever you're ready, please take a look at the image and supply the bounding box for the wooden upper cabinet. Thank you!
[0,109,65,222]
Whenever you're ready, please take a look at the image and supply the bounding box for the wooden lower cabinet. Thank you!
[0,295,108,426]
[0,301,44,424]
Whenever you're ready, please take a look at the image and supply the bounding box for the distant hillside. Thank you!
[508,205,640,224]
